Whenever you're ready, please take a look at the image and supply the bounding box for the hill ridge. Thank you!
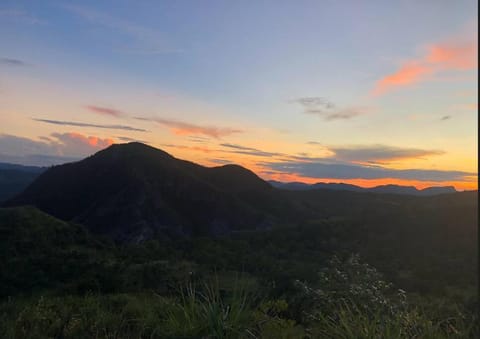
[6,142,272,242]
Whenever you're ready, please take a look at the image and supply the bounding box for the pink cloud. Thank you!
[426,41,477,70]
[0,132,115,165]
[373,32,477,96]
[372,62,433,96]
[138,117,243,138]
[51,132,114,156]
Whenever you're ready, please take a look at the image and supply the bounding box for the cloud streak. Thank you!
[86,105,125,117]
[220,143,283,157]
[137,117,243,138]
[0,57,28,66]
[116,136,146,143]
[263,160,475,182]
[329,145,445,163]
[33,118,147,132]
[219,141,457,182]
[218,142,445,166]
[322,108,368,121]
[293,97,369,121]
[373,32,477,95]
[293,97,335,110]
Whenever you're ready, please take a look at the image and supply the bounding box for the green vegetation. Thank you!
[0,202,477,338]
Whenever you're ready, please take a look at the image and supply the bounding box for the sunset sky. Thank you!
[0,1,477,190]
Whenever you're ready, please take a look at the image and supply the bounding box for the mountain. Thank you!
[269,180,364,192]
[0,162,45,173]
[418,186,457,196]
[269,180,457,196]
[0,163,45,202]
[6,143,272,242]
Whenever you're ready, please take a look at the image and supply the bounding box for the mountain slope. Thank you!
[6,143,272,242]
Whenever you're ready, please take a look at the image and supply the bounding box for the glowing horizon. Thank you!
[0,1,477,191]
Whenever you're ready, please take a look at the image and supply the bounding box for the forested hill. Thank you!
[6,142,273,242]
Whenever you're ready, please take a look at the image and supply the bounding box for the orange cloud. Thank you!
[373,62,433,96]
[51,132,114,156]
[465,103,478,110]
[64,132,114,148]
[373,33,477,96]
[426,42,477,70]
[161,143,215,154]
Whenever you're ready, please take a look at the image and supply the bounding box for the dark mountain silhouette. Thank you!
[4,142,466,243]
[6,143,272,242]
[269,180,457,196]
[418,186,457,195]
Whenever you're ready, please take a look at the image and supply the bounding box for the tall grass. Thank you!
[0,274,476,338]
[307,299,477,339]
[162,276,253,338]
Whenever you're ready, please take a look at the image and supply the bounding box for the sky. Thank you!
[0,0,477,190]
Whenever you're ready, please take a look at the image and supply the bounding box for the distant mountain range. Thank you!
[268,180,457,196]
[0,163,45,202]
[2,143,468,243]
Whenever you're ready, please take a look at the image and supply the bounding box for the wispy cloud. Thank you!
[218,142,443,166]
[220,143,283,157]
[426,41,477,70]
[372,62,433,96]
[137,117,243,138]
[160,143,215,153]
[0,57,28,67]
[208,158,232,165]
[321,107,368,121]
[116,136,146,143]
[62,4,180,54]
[263,160,475,182]
[188,136,211,143]
[373,28,477,96]
[328,145,445,163]
[292,97,369,121]
[33,118,147,132]
[292,97,335,110]
[85,105,125,117]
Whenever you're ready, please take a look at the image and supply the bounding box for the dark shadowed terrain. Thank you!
[1,143,477,338]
